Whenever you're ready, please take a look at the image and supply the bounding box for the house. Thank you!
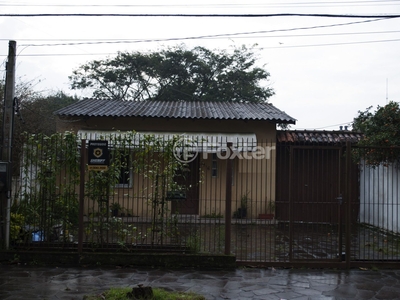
[54,99,296,219]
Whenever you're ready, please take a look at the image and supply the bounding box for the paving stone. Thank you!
[275,290,302,299]
[252,287,280,296]
[323,284,358,298]
[375,286,400,300]
[0,265,399,299]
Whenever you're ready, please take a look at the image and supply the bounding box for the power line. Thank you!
[1,11,399,57]
[4,36,399,57]
[311,121,353,130]
[3,28,400,42]
[19,36,400,49]
[12,53,114,57]
[264,37,400,48]
[221,29,400,39]
[16,18,393,47]
[1,13,400,18]
[1,1,400,8]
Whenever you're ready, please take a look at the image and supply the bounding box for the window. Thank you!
[115,153,132,188]
[211,153,218,177]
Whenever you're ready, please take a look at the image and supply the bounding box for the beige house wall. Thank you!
[58,116,277,219]
[198,142,276,219]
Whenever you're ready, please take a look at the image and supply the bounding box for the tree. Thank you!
[15,91,78,135]
[1,78,77,135]
[13,91,78,172]
[0,77,40,130]
[1,78,78,174]
[1,78,42,167]
[69,44,274,102]
[352,101,400,166]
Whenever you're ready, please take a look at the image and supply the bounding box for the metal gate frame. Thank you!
[287,145,344,264]
[243,142,400,269]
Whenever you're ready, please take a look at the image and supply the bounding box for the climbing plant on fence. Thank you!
[133,133,186,246]
[12,131,187,248]
[14,132,80,242]
[83,133,128,245]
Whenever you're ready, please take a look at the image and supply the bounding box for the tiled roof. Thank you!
[277,130,363,144]
[54,99,296,123]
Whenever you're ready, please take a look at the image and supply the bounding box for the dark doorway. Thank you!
[171,156,200,215]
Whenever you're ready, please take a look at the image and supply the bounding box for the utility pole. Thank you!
[1,40,16,249]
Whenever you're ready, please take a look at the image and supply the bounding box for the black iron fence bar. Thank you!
[288,145,293,261]
[225,142,233,255]
[345,141,352,268]
[338,147,343,262]
[78,139,86,254]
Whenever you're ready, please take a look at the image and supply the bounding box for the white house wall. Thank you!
[359,162,400,233]
[19,154,40,203]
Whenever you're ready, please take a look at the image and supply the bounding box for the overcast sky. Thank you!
[1,0,400,130]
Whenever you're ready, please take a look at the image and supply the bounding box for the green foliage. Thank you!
[17,91,79,135]
[267,200,275,213]
[233,193,250,219]
[110,217,137,245]
[10,213,25,241]
[0,76,78,176]
[69,44,274,103]
[18,90,77,144]
[84,287,205,300]
[133,134,186,245]
[18,131,80,241]
[16,130,189,247]
[201,212,223,218]
[110,202,122,210]
[186,230,202,253]
[84,133,134,244]
[353,101,400,166]
[240,193,250,209]
[80,131,187,247]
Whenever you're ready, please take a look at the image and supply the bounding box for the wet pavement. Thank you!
[1,265,400,299]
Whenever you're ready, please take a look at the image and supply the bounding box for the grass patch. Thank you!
[84,286,206,300]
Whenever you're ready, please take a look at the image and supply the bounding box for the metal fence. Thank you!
[2,133,400,268]
[274,143,400,268]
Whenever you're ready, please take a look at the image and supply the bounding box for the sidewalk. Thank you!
[0,265,400,299]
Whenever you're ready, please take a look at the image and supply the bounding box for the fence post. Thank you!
[78,139,86,254]
[225,142,233,255]
[288,145,293,261]
[345,141,352,268]
[1,41,16,249]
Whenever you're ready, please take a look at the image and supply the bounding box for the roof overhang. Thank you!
[78,130,257,152]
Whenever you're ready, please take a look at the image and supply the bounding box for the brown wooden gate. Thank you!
[290,146,343,223]
[276,145,345,261]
